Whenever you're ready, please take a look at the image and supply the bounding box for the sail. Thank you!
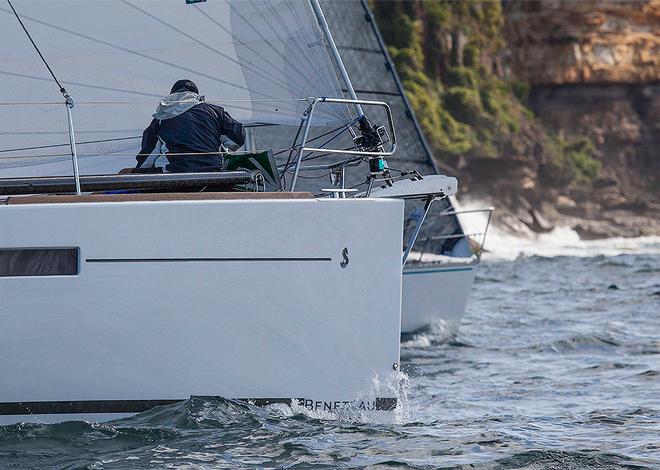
[249,0,465,252]
[250,0,442,186]
[0,0,350,176]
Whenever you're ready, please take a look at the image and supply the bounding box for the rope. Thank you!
[5,0,68,98]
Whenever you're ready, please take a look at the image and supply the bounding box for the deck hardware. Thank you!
[322,188,357,199]
[65,95,82,195]
[289,97,397,191]
[402,195,436,266]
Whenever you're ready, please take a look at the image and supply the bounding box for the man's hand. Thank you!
[221,136,241,152]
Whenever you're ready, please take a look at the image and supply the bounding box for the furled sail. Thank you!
[0,0,350,176]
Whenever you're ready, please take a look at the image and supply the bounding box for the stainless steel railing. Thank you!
[405,207,494,265]
[290,97,396,191]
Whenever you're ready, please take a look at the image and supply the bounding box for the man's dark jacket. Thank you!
[137,102,245,173]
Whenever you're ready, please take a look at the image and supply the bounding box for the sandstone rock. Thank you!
[526,208,555,233]
[608,197,650,213]
[573,220,625,239]
[528,83,660,210]
[593,176,618,189]
[521,176,536,190]
[503,0,660,85]
[556,195,577,208]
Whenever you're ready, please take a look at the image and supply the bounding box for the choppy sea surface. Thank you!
[1,231,659,469]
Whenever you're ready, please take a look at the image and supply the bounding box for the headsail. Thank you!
[0,0,350,176]
[250,0,467,252]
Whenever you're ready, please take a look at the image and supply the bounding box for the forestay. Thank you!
[0,0,350,176]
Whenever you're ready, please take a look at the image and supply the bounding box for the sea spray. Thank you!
[401,319,458,349]
[456,197,660,260]
[259,371,416,425]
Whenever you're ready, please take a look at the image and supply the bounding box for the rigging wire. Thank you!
[5,0,68,97]
[0,147,297,161]
[300,146,357,163]
[275,117,360,183]
[0,69,163,99]
[193,5,310,94]
[123,0,304,100]
[2,8,261,98]
[0,136,141,154]
[272,121,355,158]
[0,119,353,159]
[228,1,317,87]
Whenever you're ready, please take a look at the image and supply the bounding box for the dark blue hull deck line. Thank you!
[0,398,397,415]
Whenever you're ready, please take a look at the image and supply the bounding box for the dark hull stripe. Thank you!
[0,398,396,415]
[0,399,182,415]
[86,257,332,263]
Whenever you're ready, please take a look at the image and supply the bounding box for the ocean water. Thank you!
[1,233,659,469]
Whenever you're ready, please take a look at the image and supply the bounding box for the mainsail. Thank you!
[0,0,351,176]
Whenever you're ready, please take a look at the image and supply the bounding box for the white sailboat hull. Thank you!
[401,264,478,333]
[0,196,404,424]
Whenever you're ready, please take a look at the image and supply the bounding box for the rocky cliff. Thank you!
[504,0,660,85]
[372,0,660,238]
[504,0,660,238]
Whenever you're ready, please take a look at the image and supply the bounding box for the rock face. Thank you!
[504,0,660,85]
[527,83,659,202]
[501,0,660,237]
[372,0,660,238]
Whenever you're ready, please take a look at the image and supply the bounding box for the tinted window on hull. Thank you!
[0,248,79,277]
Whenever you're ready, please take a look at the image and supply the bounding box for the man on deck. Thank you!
[136,79,245,173]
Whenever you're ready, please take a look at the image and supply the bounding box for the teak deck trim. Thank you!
[3,192,314,205]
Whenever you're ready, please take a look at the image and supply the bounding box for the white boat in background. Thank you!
[0,0,459,424]
[401,197,493,333]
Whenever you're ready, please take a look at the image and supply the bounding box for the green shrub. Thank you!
[509,80,530,102]
[463,42,480,67]
[445,67,479,89]
[443,86,483,124]
[404,79,475,157]
[373,0,601,177]
[555,136,601,183]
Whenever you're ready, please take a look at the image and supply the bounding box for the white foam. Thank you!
[400,319,457,348]
[262,371,414,424]
[455,197,660,260]
[406,252,476,265]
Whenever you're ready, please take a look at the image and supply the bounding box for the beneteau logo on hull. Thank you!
[297,398,392,412]
[247,398,396,412]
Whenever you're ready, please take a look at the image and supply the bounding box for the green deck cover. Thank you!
[224,150,282,191]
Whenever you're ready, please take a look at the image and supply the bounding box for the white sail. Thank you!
[0,0,350,176]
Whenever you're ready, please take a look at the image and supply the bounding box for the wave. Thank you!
[454,198,660,261]
[523,332,622,354]
[485,449,657,470]
[400,319,459,349]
